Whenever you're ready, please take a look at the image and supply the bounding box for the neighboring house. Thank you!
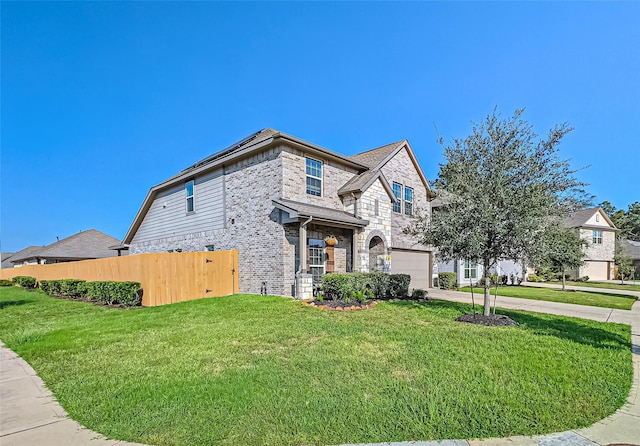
[123,128,434,297]
[564,207,617,280]
[429,191,524,286]
[9,230,124,267]
[1,253,15,269]
[622,239,640,279]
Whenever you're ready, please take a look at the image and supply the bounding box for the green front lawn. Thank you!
[0,287,632,446]
[460,285,637,310]
[560,281,640,292]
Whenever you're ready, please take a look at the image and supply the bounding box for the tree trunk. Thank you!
[483,258,491,316]
[562,266,566,291]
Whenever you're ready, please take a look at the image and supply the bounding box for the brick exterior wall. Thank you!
[380,147,430,251]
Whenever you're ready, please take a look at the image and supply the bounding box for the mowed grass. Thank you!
[561,281,640,292]
[460,285,637,310]
[0,287,632,446]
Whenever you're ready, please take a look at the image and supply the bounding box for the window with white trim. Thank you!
[404,186,413,216]
[392,182,402,213]
[464,260,477,280]
[306,158,322,196]
[186,180,195,213]
[308,238,325,284]
[593,230,603,244]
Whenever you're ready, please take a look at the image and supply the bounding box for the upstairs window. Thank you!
[306,158,322,196]
[593,230,603,244]
[392,182,402,213]
[186,180,195,213]
[404,186,414,216]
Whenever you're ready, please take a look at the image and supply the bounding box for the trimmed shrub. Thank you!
[109,281,143,307]
[411,288,427,299]
[579,275,590,282]
[388,274,411,298]
[60,279,87,299]
[321,274,352,301]
[368,272,390,299]
[438,272,457,290]
[0,279,13,287]
[527,274,540,282]
[12,276,37,289]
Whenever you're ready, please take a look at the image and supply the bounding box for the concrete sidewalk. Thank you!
[1,292,638,446]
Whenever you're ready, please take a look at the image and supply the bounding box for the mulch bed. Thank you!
[455,313,518,326]
[303,297,430,311]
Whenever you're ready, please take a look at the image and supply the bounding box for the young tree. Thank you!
[614,239,635,284]
[536,223,587,291]
[408,109,590,316]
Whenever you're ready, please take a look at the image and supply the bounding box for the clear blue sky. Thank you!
[2,1,639,253]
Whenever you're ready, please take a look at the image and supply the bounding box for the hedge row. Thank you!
[321,273,411,301]
[12,276,38,289]
[33,277,143,307]
[437,272,457,290]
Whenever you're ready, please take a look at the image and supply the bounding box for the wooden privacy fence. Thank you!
[0,250,239,306]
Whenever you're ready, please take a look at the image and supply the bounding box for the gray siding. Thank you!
[132,170,225,243]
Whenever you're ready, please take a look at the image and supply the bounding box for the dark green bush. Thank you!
[388,274,411,298]
[438,272,457,290]
[368,272,390,298]
[411,288,427,299]
[60,279,87,298]
[0,279,13,287]
[12,276,37,289]
[85,281,142,307]
[527,274,540,282]
[39,280,51,294]
[321,274,352,301]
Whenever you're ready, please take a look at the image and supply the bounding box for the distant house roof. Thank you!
[1,252,15,269]
[564,207,617,230]
[272,198,370,228]
[10,230,122,264]
[623,239,640,260]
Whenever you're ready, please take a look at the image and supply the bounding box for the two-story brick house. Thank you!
[564,207,617,280]
[123,129,434,297]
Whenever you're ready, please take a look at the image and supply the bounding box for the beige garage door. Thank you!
[392,250,431,290]
[583,261,609,281]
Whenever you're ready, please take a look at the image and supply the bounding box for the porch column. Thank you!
[299,223,307,273]
[352,228,358,272]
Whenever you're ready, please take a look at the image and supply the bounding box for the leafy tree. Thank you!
[535,224,587,291]
[597,201,640,241]
[614,239,635,284]
[408,109,590,316]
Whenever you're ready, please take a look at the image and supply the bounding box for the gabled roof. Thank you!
[564,207,617,230]
[124,129,370,244]
[350,141,405,168]
[350,139,434,199]
[7,246,42,265]
[10,230,121,264]
[1,252,15,269]
[337,169,397,201]
[273,198,369,228]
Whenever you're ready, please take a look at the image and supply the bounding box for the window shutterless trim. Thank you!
[392,182,402,213]
[306,157,323,197]
[186,180,195,214]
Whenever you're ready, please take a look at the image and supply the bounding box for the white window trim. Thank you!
[186,180,195,214]
[392,182,402,213]
[404,186,414,216]
[464,260,477,280]
[592,230,603,244]
[306,157,323,197]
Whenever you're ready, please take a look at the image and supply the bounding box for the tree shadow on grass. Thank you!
[0,300,33,310]
[387,299,632,353]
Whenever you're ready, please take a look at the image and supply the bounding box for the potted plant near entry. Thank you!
[324,235,338,247]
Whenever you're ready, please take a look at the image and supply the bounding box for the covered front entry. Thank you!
[392,249,431,289]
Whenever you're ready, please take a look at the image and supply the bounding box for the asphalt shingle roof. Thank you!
[9,230,121,264]
[273,198,369,228]
[623,240,640,260]
[1,253,15,269]
[349,141,404,168]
